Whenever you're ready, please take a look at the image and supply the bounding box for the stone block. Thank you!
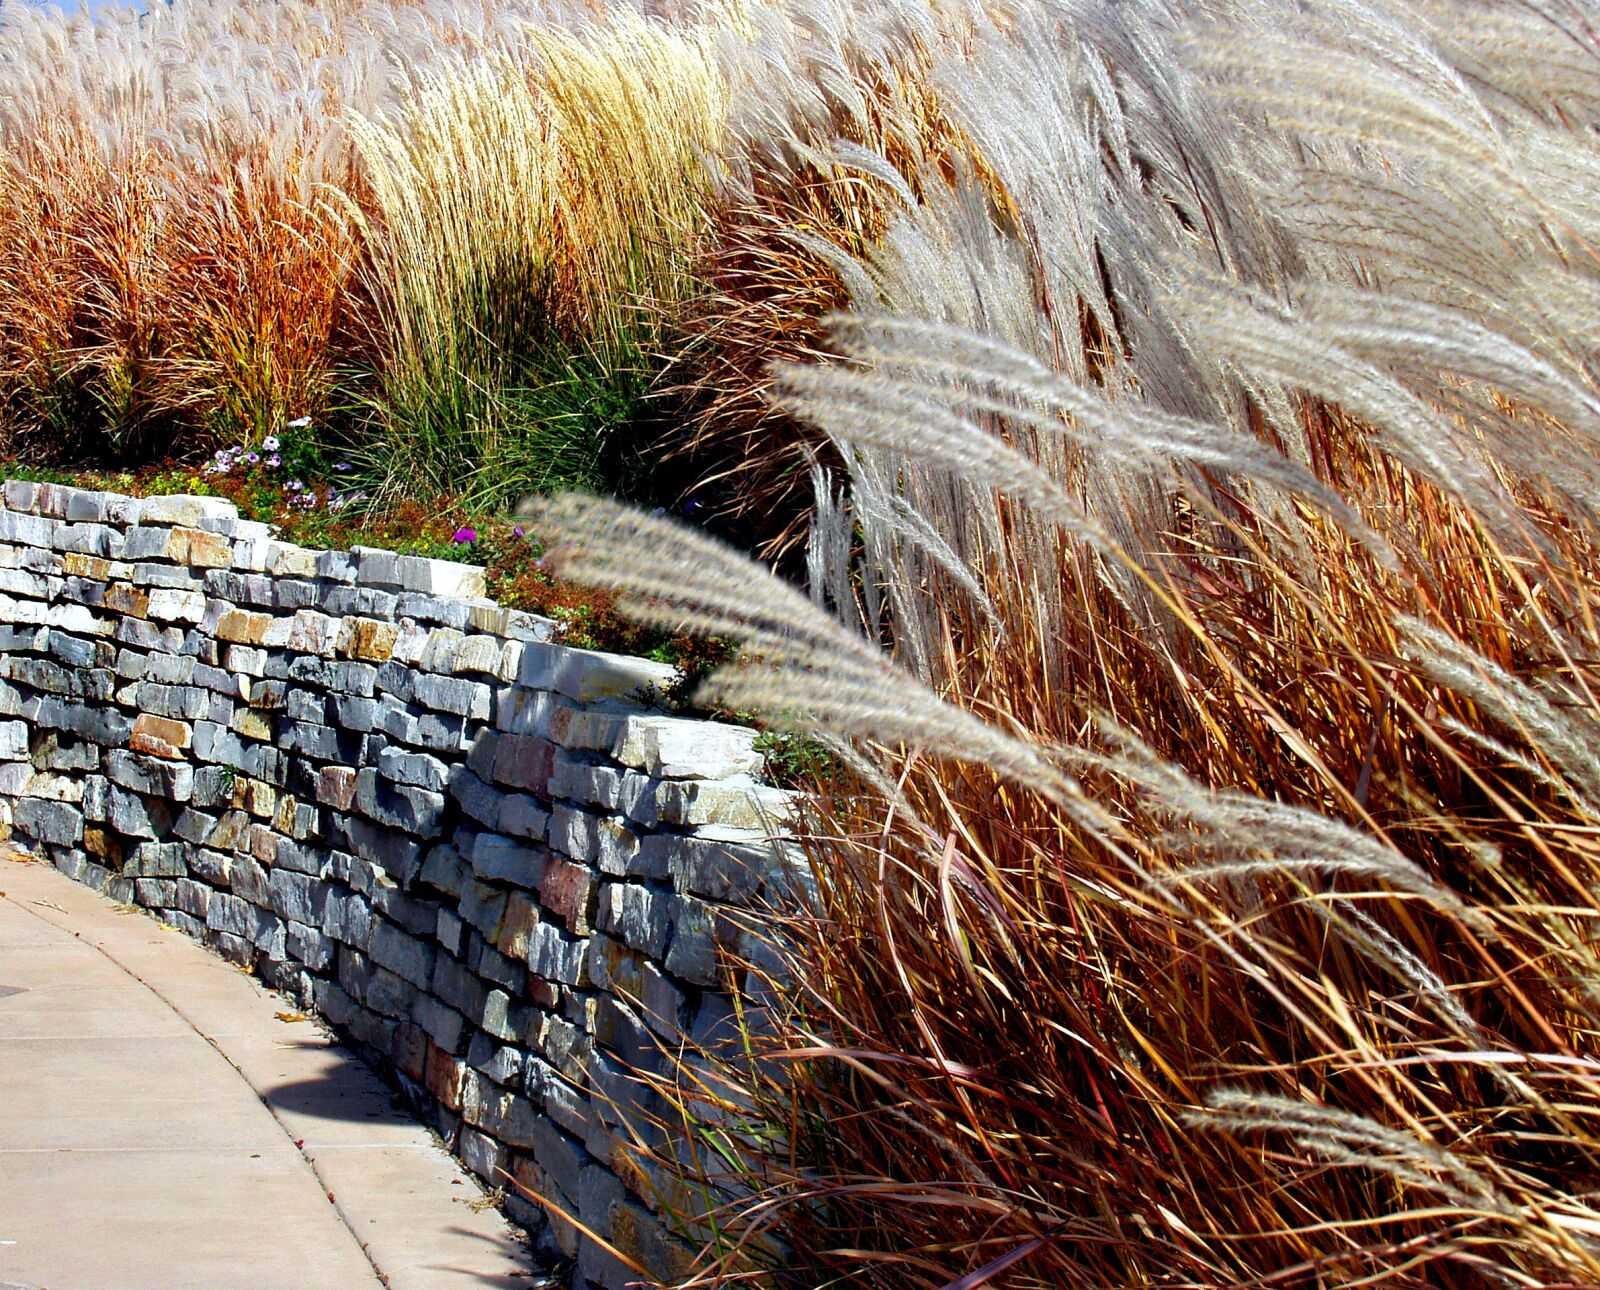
[526,919,589,986]
[411,672,490,720]
[540,857,598,934]
[107,785,171,839]
[650,777,794,830]
[136,495,238,528]
[596,882,670,960]
[354,768,446,837]
[270,869,329,925]
[316,766,358,811]
[123,841,186,878]
[287,609,341,656]
[519,642,674,705]
[497,794,549,842]
[337,616,399,663]
[376,746,448,792]
[468,832,550,889]
[130,714,191,761]
[494,890,541,961]
[146,588,207,624]
[287,921,335,972]
[549,807,642,877]
[13,798,83,847]
[612,714,762,781]
[370,919,436,989]
[0,719,26,760]
[491,735,557,794]
[214,608,274,645]
[106,750,194,801]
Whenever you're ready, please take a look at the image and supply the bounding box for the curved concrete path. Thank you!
[0,849,551,1290]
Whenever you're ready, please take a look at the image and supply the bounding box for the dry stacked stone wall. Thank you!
[0,480,799,1287]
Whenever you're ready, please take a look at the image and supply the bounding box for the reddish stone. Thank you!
[492,735,557,794]
[540,857,597,934]
[131,714,191,760]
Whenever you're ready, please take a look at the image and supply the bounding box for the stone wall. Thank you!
[0,480,797,1288]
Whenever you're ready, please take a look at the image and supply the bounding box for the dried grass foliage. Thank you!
[527,1,1600,1285]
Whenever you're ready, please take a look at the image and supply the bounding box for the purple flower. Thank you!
[266,454,281,468]
[246,452,260,465]
[285,479,303,493]
[334,462,352,473]
[452,527,477,544]
[513,524,525,539]
[262,435,280,452]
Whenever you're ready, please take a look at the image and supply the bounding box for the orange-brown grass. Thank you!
[155,142,360,444]
[583,397,1600,1288]
[671,25,991,560]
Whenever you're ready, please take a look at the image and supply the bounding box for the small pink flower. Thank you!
[452,527,477,544]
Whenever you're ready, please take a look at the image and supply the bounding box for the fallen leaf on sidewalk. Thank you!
[31,898,65,912]
[461,1187,505,1212]
[112,903,140,914]
[275,1010,310,1023]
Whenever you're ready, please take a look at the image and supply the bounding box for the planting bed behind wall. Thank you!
[0,480,799,1289]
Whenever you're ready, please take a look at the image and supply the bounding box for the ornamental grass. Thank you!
[524,1,1600,1285]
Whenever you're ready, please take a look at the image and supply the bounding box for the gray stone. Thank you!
[466,831,550,889]
[519,642,673,705]
[498,794,550,842]
[270,869,329,925]
[526,919,589,986]
[413,994,467,1051]
[650,777,794,830]
[13,799,83,847]
[230,855,271,906]
[107,786,172,839]
[377,746,448,792]
[286,921,335,971]
[135,494,238,527]
[596,883,670,960]
[125,842,187,878]
[354,768,446,837]
[611,714,762,781]
[106,750,194,801]
[411,673,491,721]
[370,919,436,989]
[448,770,504,830]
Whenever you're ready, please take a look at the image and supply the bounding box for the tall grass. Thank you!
[348,13,725,506]
[526,0,1600,1285]
[0,0,722,501]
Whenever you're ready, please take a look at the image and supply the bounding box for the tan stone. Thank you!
[231,709,272,741]
[338,617,399,663]
[84,825,123,867]
[271,795,299,836]
[424,1043,467,1111]
[130,714,192,760]
[180,527,232,568]
[215,608,274,645]
[495,891,541,961]
[103,583,150,618]
[60,552,111,580]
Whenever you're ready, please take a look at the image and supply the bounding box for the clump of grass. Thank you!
[524,1,1600,1286]
[346,15,726,508]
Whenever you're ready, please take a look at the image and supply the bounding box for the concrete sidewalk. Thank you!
[0,850,552,1290]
